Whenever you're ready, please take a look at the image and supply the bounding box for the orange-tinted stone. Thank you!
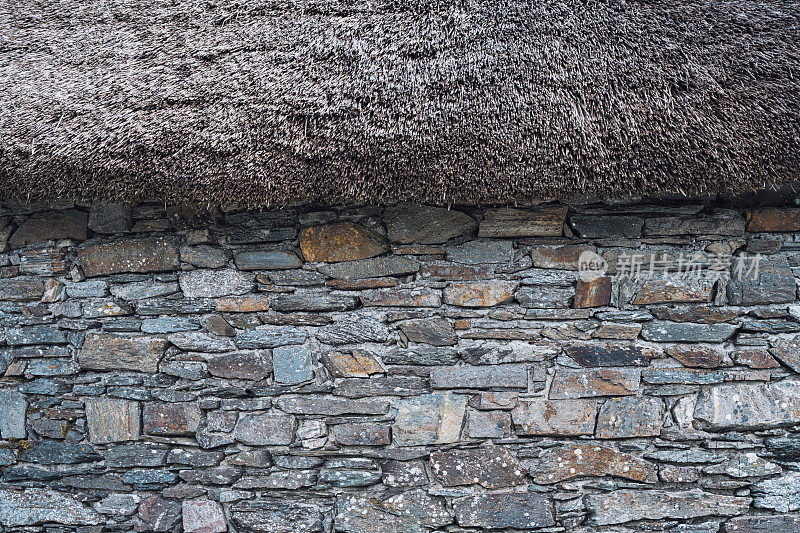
[747,208,800,232]
[215,294,271,312]
[532,444,657,484]
[574,277,611,308]
[299,222,388,262]
[666,345,724,368]
[443,281,516,307]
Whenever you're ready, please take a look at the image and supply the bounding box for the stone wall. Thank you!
[1,199,800,532]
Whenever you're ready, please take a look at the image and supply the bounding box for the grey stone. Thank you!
[78,236,180,277]
[136,297,216,315]
[0,276,45,300]
[180,467,242,485]
[728,254,796,305]
[765,433,800,460]
[79,333,167,373]
[228,226,298,245]
[0,389,27,439]
[703,454,781,478]
[596,396,664,438]
[122,469,178,486]
[111,281,180,300]
[512,398,597,436]
[319,468,382,487]
[169,449,224,467]
[141,316,200,333]
[770,336,800,373]
[234,412,296,445]
[381,460,428,487]
[724,516,800,533]
[235,470,317,489]
[453,493,554,529]
[643,211,746,236]
[18,378,70,395]
[753,472,800,512]
[82,298,133,318]
[85,398,141,443]
[694,381,800,430]
[235,325,307,349]
[336,490,452,532]
[276,395,390,415]
[360,287,442,307]
[104,443,168,467]
[208,350,272,380]
[334,376,429,398]
[570,215,644,238]
[385,202,476,243]
[168,331,236,352]
[143,403,202,436]
[382,346,459,365]
[271,292,358,312]
[273,344,315,384]
[585,489,750,525]
[267,269,326,286]
[392,392,467,446]
[430,364,527,389]
[27,358,80,376]
[20,441,101,465]
[234,250,302,270]
[430,447,527,488]
[95,493,140,516]
[319,256,419,279]
[516,285,574,308]
[231,498,329,533]
[88,202,132,233]
[446,239,513,264]
[135,495,182,532]
[179,268,252,297]
[10,210,88,247]
[0,487,101,526]
[399,318,457,346]
[467,409,512,437]
[316,316,390,345]
[196,429,236,450]
[564,343,658,366]
[550,368,640,399]
[641,321,738,342]
[65,280,109,298]
[6,325,67,345]
[180,245,231,268]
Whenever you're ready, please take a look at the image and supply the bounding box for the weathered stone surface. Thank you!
[21,440,101,464]
[331,423,391,446]
[728,254,796,305]
[393,392,467,446]
[235,470,316,489]
[231,498,329,533]
[570,215,643,238]
[321,350,383,377]
[183,499,227,533]
[89,202,132,233]
[753,471,800,512]
[0,389,27,439]
[135,495,183,532]
[530,244,595,269]
[0,276,44,300]
[453,493,554,529]
[179,268,252,298]
[703,453,781,478]
[550,368,640,399]
[516,285,574,308]
[641,321,737,342]
[234,412,296,445]
[725,515,800,533]
[86,398,141,444]
[19,246,69,275]
[319,256,418,279]
[596,396,664,438]
[644,211,745,236]
[169,331,237,352]
[235,325,307,349]
[0,488,101,526]
[564,343,658,367]
[382,346,459,365]
[111,281,179,300]
[533,444,657,484]
[628,278,715,305]
[78,236,179,277]
[694,381,800,430]
[336,491,451,532]
[234,250,301,270]
[6,325,66,345]
[430,447,527,488]
[95,493,141,516]
[272,292,358,312]
[276,395,389,415]
[268,269,326,286]
[467,409,512,437]
[360,287,441,307]
[770,336,800,373]
[316,315,390,345]
[180,245,231,268]
[334,376,429,398]
[143,403,202,436]
[444,280,517,307]
[651,304,741,323]
[273,344,314,384]
[208,351,272,380]
[142,316,201,333]
[765,433,800,460]
[381,460,428,487]
[10,210,88,247]
[585,489,750,525]
[747,208,800,232]
[479,206,567,238]
[512,398,597,436]
[385,202,476,243]
[666,345,725,368]
[574,277,612,308]
[430,364,527,389]
[79,333,167,372]
[447,239,513,265]
[299,222,388,262]
[104,443,169,467]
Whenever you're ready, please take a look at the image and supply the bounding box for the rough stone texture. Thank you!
[1,201,800,531]
[10,210,88,247]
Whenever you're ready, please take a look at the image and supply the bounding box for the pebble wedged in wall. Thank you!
[1,200,800,532]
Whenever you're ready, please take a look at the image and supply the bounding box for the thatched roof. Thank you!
[1,1,799,207]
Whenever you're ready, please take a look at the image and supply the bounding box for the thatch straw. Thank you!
[1,1,798,207]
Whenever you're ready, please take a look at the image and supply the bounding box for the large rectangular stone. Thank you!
[0,277,44,300]
[179,269,252,298]
[143,403,202,436]
[271,293,358,312]
[569,215,643,238]
[79,333,167,373]
[316,316,390,345]
[643,211,745,236]
[0,488,101,526]
[318,256,418,279]
[563,343,658,367]
[443,281,517,307]
[516,285,574,308]
[234,250,302,270]
[550,368,640,399]
[430,364,527,389]
[725,516,800,533]
[85,398,141,444]
[747,208,800,232]
[299,222,388,262]
[276,395,390,415]
[478,206,567,238]
[694,381,800,431]
[453,493,554,529]
[392,392,467,446]
[446,239,513,264]
[641,321,737,342]
[512,398,597,436]
[430,447,527,489]
[360,288,441,307]
[596,396,664,438]
[234,412,296,445]
[728,254,796,305]
[235,326,307,349]
[77,236,179,277]
[384,202,476,244]
[532,444,656,484]
[0,389,27,439]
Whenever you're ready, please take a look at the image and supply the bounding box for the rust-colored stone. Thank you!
[592,323,642,340]
[361,288,441,307]
[650,305,742,324]
[512,398,597,436]
[666,345,724,368]
[747,208,800,232]
[299,222,388,262]
[550,368,640,399]
[530,244,596,270]
[733,348,781,369]
[215,294,271,312]
[532,444,657,484]
[630,279,714,305]
[443,281,516,307]
[321,350,383,378]
[574,277,611,308]
[478,206,567,238]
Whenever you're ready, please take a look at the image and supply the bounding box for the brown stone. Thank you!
[299,222,388,262]
[630,279,714,305]
[530,244,595,270]
[651,305,742,324]
[19,247,69,276]
[85,398,141,444]
[592,322,642,340]
[666,345,725,368]
[143,403,202,436]
[770,336,800,373]
[321,350,383,378]
[478,206,567,238]
[79,333,167,373]
[453,493,554,529]
[734,348,781,369]
[430,447,527,489]
[77,236,179,277]
[574,277,611,308]
[399,318,457,346]
[658,465,700,483]
[9,210,88,247]
[468,391,518,410]
[512,398,597,436]
[443,281,516,307]
[216,294,271,312]
[330,423,391,446]
[747,208,800,232]
[550,368,640,399]
[532,444,657,484]
[596,396,664,438]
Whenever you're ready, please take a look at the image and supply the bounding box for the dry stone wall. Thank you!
[1,199,800,531]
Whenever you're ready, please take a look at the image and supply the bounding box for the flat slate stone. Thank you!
[641,321,737,342]
[208,351,272,380]
[234,250,302,270]
[643,211,745,236]
[330,422,391,446]
[728,254,796,305]
[532,444,657,484]
[79,333,167,373]
[335,490,451,532]
[550,368,640,399]
[6,325,67,345]
[765,433,800,460]
[111,281,179,300]
[694,381,800,431]
[182,499,227,533]
[179,245,231,268]
[271,292,358,312]
[235,325,307,349]
[316,315,390,345]
[446,239,513,264]
[0,276,45,300]
[747,208,800,232]
[179,268,252,298]
[512,398,597,436]
[753,471,800,512]
[0,389,27,439]
[299,222,388,262]
[585,489,750,525]
[530,244,594,269]
[628,278,715,305]
[78,236,180,277]
[273,344,315,384]
[770,336,800,373]
[666,344,724,368]
[479,206,567,238]
[9,210,88,247]
[570,214,644,238]
[334,376,429,398]
[444,280,517,307]
[399,318,457,346]
[276,395,390,415]
[268,269,326,286]
[516,285,574,308]
[360,288,442,307]
[453,493,554,529]
[141,317,201,334]
[596,396,664,438]
[0,488,102,526]
[104,443,169,467]
[231,498,328,533]
[168,331,237,353]
[85,398,141,444]
[88,202,132,233]
[430,364,527,389]
[703,453,781,478]
[430,447,527,488]
[725,515,800,533]
[382,346,459,366]
[385,202,476,244]
[234,412,296,445]
[320,350,383,377]
[21,441,102,465]
[381,460,429,487]
[143,403,202,436]
[564,343,658,367]
[393,392,467,446]
[319,256,418,279]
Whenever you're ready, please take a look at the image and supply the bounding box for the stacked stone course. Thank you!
[1,199,800,531]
